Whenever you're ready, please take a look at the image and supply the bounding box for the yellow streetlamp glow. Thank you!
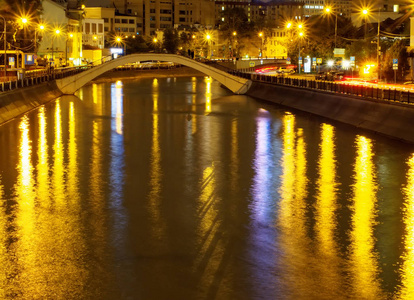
[39,24,45,30]
[153,37,157,43]
[21,17,28,24]
[298,23,303,29]
[69,33,74,38]
[259,32,263,37]
[93,35,97,40]
[81,4,85,9]
[299,31,304,37]
[233,31,237,36]
[55,29,60,35]
[116,37,122,42]
[286,22,292,29]
[206,34,211,40]
[362,9,368,15]
[192,34,196,39]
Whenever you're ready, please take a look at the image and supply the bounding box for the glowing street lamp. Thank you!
[362,8,369,38]
[258,32,264,57]
[298,31,304,74]
[206,34,211,59]
[51,28,61,65]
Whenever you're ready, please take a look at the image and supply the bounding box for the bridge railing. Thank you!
[229,70,414,105]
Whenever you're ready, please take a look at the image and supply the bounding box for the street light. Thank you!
[51,28,61,66]
[362,8,369,39]
[324,6,338,48]
[258,32,264,57]
[298,31,304,74]
[206,33,211,59]
[34,23,45,55]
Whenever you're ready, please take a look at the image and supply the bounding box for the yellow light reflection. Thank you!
[278,115,315,297]
[314,123,341,291]
[349,135,383,298]
[205,77,212,113]
[15,116,36,296]
[192,77,197,93]
[399,153,414,298]
[0,176,8,299]
[231,120,239,190]
[92,83,98,104]
[68,102,79,204]
[53,100,65,205]
[194,163,224,293]
[37,107,50,205]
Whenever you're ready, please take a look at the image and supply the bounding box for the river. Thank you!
[0,76,413,299]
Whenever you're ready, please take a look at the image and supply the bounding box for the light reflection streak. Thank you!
[230,119,239,191]
[314,123,341,292]
[278,115,313,297]
[399,153,414,298]
[193,164,225,296]
[0,176,9,298]
[205,77,212,113]
[251,115,272,222]
[53,100,65,207]
[349,135,383,298]
[37,107,49,203]
[15,116,36,296]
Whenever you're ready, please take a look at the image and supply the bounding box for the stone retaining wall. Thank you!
[247,81,414,144]
[0,82,62,125]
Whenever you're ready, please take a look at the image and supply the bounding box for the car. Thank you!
[315,71,327,80]
[277,67,295,74]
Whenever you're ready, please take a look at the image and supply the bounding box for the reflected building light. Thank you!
[18,117,33,188]
[251,116,272,221]
[399,153,414,298]
[349,135,382,298]
[154,94,158,113]
[111,82,124,135]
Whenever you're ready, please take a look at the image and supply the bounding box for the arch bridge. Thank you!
[56,54,252,95]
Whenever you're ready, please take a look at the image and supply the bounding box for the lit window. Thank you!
[222,17,224,21]
[222,6,224,10]
[394,4,399,12]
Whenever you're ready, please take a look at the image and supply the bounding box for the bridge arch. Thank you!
[56,54,252,95]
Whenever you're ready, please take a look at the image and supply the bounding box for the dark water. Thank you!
[0,76,413,299]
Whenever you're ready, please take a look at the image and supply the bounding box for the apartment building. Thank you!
[83,18,105,49]
[216,1,304,24]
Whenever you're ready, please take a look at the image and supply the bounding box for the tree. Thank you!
[382,39,408,82]
[163,28,179,54]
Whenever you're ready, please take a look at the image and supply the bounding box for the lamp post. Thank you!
[325,7,338,49]
[377,9,381,81]
[298,31,303,74]
[66,33,73,66]
[206,34,211,59]
[259,32,263,57]
[362,8,369,39]
[51,29,61,66]
[0,16,6,79]
[35,24,45,55]
[152,37,157,53]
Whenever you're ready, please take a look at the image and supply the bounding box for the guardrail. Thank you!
[0,66,91,93]
[229,70,414,105]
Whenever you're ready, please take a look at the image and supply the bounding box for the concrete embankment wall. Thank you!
[247,81,414,144]
[0,82,62,125]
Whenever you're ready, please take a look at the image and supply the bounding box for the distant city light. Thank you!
[327,60,334,67]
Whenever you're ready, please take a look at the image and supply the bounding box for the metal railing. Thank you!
[0,65,91,93]
[229,70,414,105]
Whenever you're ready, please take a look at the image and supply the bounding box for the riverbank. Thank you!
[247,81,414,144]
